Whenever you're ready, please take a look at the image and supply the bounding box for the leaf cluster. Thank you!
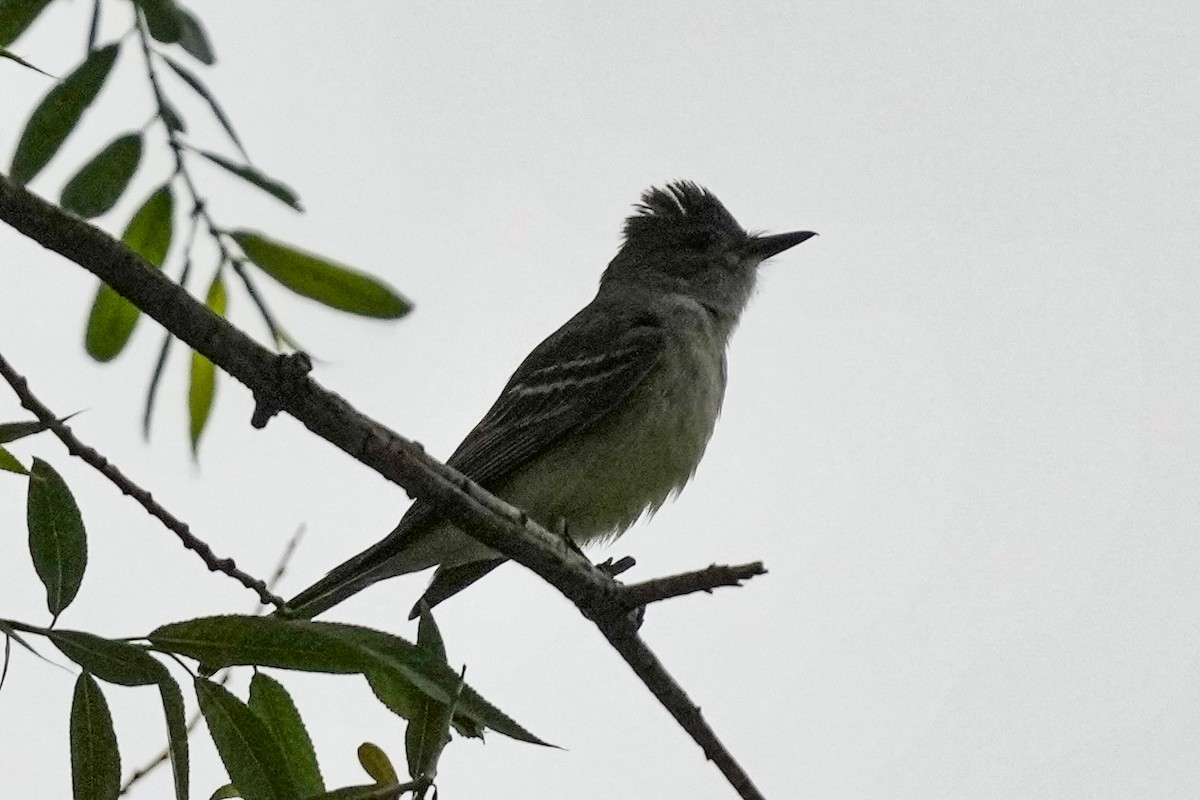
[2,412,547,798]
[4,0,412,453]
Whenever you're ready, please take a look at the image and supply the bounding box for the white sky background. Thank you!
[1,2,1198,798]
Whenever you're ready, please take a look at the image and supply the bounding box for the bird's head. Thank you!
[602,182,815,320]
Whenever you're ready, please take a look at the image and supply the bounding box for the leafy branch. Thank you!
[3,0,411,453]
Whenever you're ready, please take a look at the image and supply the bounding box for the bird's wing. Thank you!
[285,301,668,618]
[445,305,669,485]
[394,307,669,614]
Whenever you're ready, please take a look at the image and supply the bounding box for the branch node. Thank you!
[250,352,312,428]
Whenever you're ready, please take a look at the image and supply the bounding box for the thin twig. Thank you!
[619,562,766,610]
[258,524,305,613]
[598,618,766,800]
[135,14,282,344]
[86,0,101,51]
[0,350,286,609]
[142,208,202,439]
[228,257,284,344]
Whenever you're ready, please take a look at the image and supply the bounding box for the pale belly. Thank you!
[496,320,726,545]
[397,308,730,571]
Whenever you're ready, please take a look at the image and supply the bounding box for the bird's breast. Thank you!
[496,302,728,543]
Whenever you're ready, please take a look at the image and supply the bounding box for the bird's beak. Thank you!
[744,230,817,260]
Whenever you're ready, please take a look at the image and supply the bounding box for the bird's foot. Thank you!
[551,517,589,560]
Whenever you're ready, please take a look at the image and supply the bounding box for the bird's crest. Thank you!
[623,181,742,242]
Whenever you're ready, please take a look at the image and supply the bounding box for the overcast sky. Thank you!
[1,2,1198,798]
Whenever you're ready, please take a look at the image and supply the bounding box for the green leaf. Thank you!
[162,54,245,158]
[357,743,397,786]
[0,412,77,444]
[1,46,54,76]
[84,284,139,362]
[404,686,452,779]
[196,678,300,800]
[150,615,548,744]
[0,0,54,48]
[189,272,226,454]
[123,183,175,266]
[372,671,484,738]
[413,602,446,662]
[2,635,11,692]
[176,4,214,64]
[71,673,121,800]
[158,675,191,800]
[248,673,323,796]
[84,185,174,362]
[330,624,547,745]
[46,630,167,686]
[27,458,86,620]
[54,629,186,798]
[405,605,455,779]
[197,150,301,211]
[0,420,44,444]
[60,132,143,218]
[209,785,241,800]
[364,668,425,730]
[0,620,49,662]
[142,329,175,438]
[0,445,27,474]
[291,624,448,707]
[161,98,186,133]
[232,231,412,319]
[150,616,365,675]
[10,43,119,184]
[136,0,183,44]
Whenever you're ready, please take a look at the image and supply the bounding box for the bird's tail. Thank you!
[280,536,410,619]
[280,504,500,619]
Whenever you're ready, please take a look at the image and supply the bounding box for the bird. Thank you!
[284,181,815,619]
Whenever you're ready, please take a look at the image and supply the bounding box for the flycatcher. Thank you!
[286,182,815,619]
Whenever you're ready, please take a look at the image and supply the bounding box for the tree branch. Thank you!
[0,350,286,608]
[620,561,766,610]
[0,172,768,800]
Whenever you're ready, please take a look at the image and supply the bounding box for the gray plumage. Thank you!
[285,182,814,619]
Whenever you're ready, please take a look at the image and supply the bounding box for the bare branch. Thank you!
[599,617,765,799]
[0,350,286,609]
[620,561,767,609]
